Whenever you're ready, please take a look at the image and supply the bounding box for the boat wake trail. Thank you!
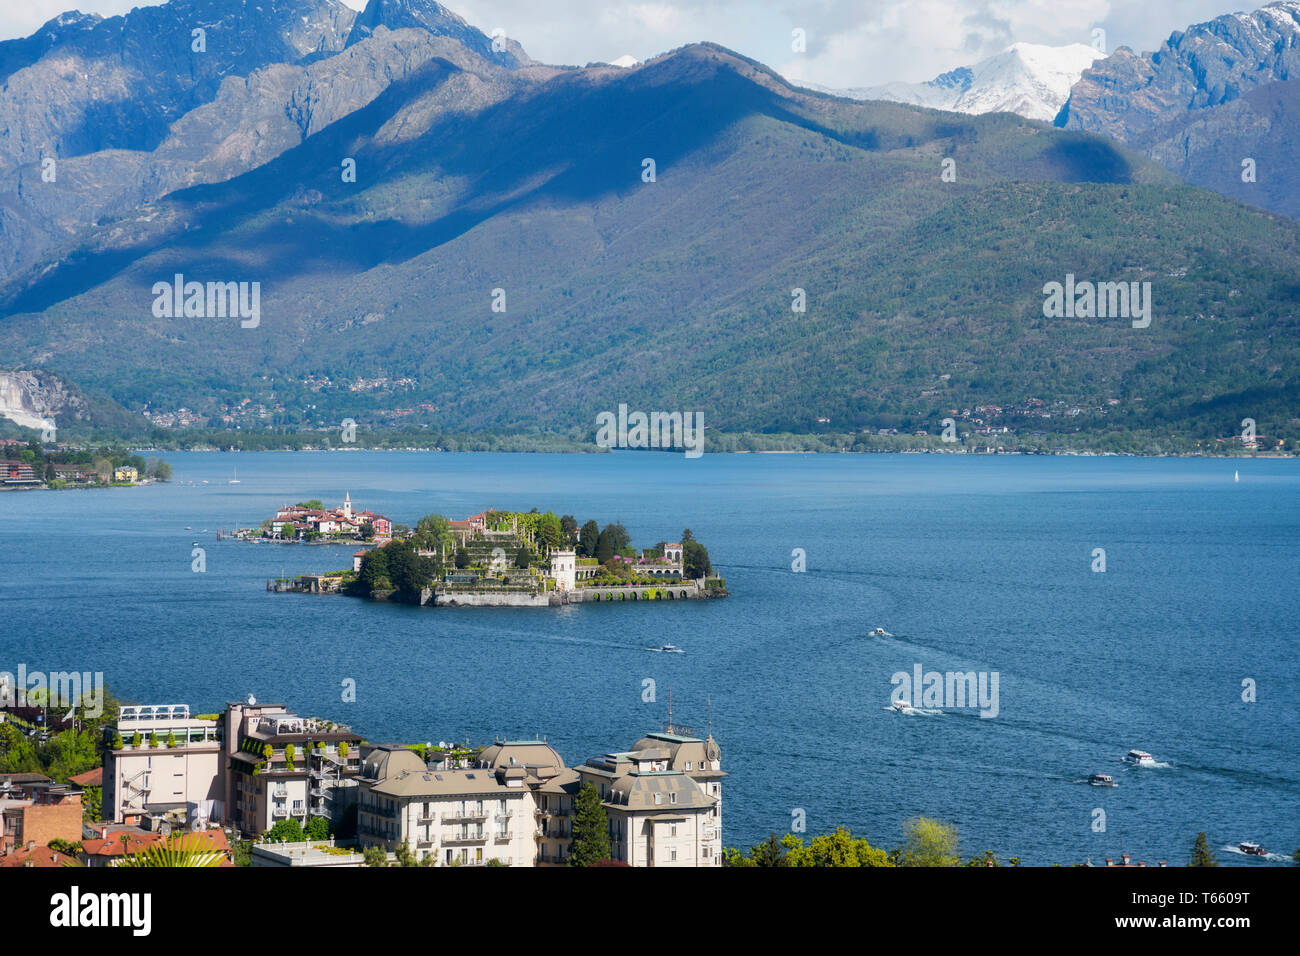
[883,705,944,717]
[1220,846,1291,863]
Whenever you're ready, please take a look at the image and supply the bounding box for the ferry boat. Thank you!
[1088,772,1116,787]
[1238,841,1266,856]
[1122,749,1156,766]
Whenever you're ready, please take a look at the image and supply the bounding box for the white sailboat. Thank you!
[1234,470,1239,483]
[229,467,240,485]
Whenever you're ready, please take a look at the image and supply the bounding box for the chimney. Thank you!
[1121,853,1131,865]
[1104,858,1114,866]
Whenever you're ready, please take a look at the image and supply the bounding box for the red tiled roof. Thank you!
[0,846,75,867]
[83,829,230,859]
[69,767,102,787]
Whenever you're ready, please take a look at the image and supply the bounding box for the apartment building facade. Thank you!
[576,731,724,866]
[102,705,223,826]
[357,730,724,867]
[224,700,364,836]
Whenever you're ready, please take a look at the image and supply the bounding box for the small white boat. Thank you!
[870,627,892,637]
[1238,841,1266,856]
[890,700,911,713]
[660,644,683,654]
[229,467,240,484]
[1088,772,1117,787]
[1122,749,1156,767]
[1234,470,1239,483]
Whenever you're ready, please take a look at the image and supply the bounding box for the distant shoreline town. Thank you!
[0,437,170,491]
[246,500,727,608]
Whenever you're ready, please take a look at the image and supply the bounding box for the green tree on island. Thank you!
[414,513,454,555]
[515,544,534,569]
[578,520,599,558]
[596,528,614,564]
[352,546,392,594]
[683,539,712,579]
[569,782,611,866]
[1190,832,1218,867]
[560,515,578,547]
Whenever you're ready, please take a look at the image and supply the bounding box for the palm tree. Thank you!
[117,834,226,868]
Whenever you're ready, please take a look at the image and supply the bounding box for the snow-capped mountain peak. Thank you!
[804,42,1106,122]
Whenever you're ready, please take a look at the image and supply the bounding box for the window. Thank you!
[685,762,691,770]
[671,824,677,837]
[653,793,662,805]
[670,848,677,861]
[670,792,677,804]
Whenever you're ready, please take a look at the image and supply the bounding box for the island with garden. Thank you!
[267,508,727,607]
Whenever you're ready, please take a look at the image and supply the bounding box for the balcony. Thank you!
[444,811,489,823]
[443,833,488,846]
[272,805,288,818]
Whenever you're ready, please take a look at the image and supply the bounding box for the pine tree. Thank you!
[1190,832,1218,867]
[569,782,611,866]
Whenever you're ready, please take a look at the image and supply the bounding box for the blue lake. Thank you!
[1,451,1296,865]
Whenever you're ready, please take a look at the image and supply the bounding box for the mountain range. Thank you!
[808,42,1105,123]
[1057,0,1300,221]
[0,0,1298,449]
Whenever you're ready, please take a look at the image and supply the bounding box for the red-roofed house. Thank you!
[81,827,232,867]
[0,843,75,867]
[69,767,102,788]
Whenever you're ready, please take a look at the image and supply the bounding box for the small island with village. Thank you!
[248,496,727,607]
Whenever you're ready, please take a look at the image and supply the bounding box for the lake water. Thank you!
[2,451,1296,865]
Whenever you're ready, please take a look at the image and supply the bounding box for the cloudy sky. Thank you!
[0,0,1262,86]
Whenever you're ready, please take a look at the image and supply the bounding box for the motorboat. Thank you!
[1122,749,1156,766]
[870,627,891,637]
[1238,841,1266,856]
[660,644,683,654]
[1088,773,1117,787]
[890,700,911,713]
